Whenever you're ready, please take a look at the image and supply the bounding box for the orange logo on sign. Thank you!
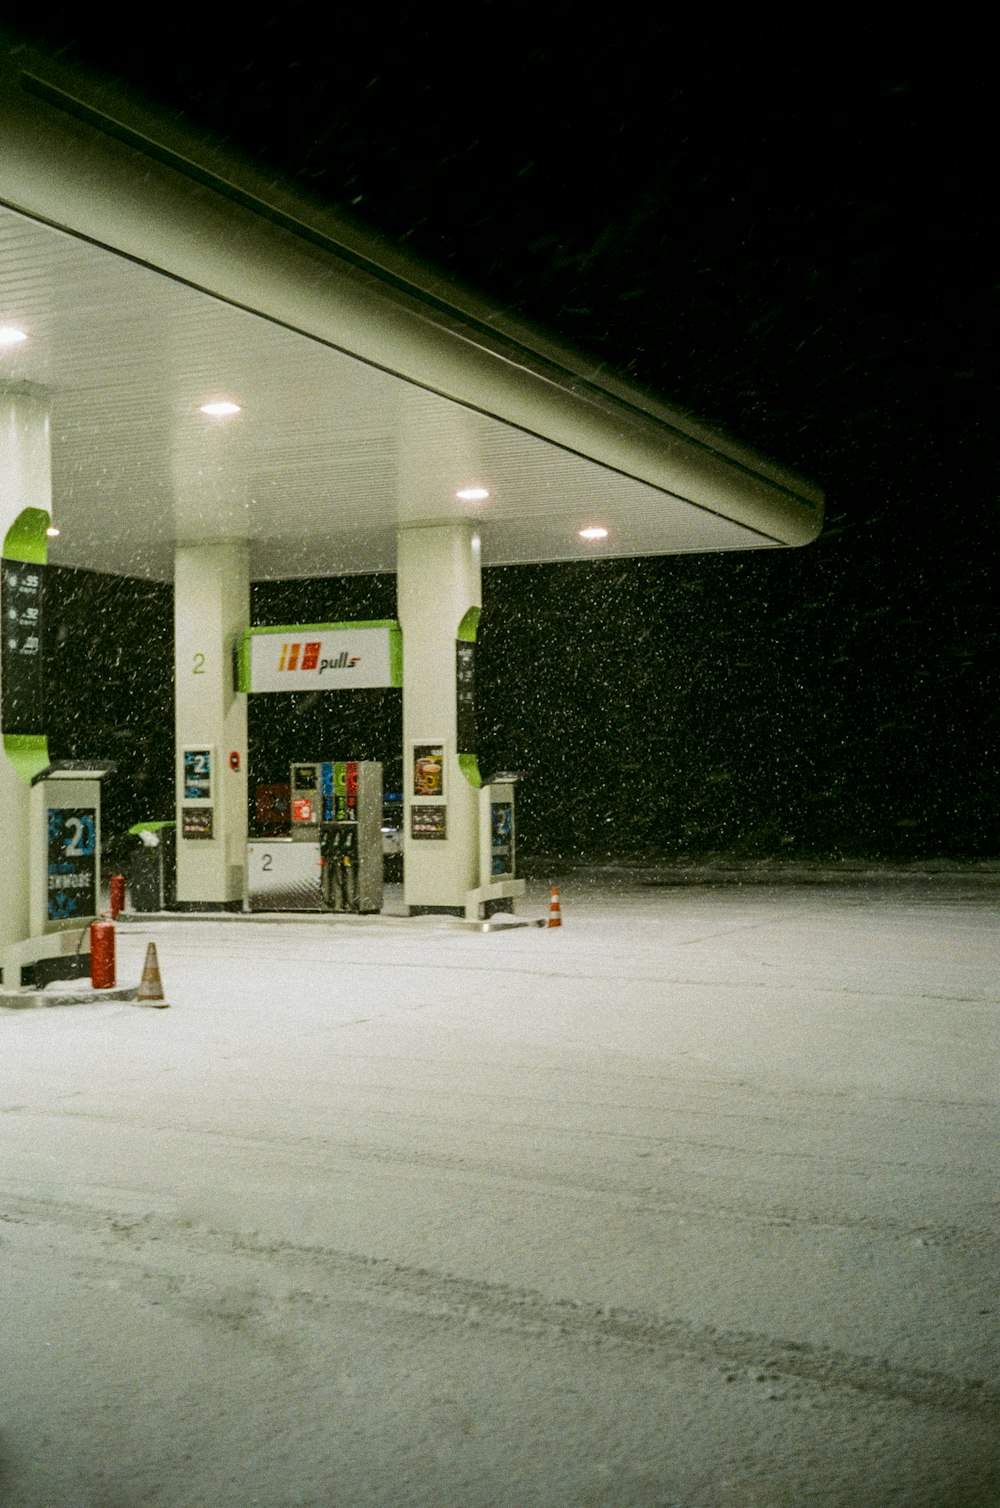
[278,641,323,671]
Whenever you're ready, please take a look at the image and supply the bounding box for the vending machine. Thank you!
[246,761,325,910]
[289,761,322,837]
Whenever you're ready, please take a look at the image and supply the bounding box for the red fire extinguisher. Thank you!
[90,915,116,990]
[109,874,125,919]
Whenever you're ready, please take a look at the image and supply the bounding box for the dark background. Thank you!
[28,17,996,861]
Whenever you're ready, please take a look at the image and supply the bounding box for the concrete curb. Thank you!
[0,984,143,1010]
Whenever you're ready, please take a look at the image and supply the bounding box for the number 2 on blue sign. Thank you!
[63,814,96,857]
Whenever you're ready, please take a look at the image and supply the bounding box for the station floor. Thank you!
[1,874,998,1506]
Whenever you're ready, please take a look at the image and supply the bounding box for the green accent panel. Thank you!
[128,820,176,834]
[247,619,400,635]
[458,752,482,788]
[2,511,50,759]
[3,733,49,783]
[456,606,481,643]
[237,629,252,693]
[388,623,403,688]
[2,507,50,565]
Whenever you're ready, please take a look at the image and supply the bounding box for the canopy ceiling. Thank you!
[0,40,823,582]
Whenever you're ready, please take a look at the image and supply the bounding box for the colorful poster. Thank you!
[413,745,444,797]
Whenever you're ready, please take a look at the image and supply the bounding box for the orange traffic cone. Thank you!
[136,941,169,1007]
[546,885,562,929]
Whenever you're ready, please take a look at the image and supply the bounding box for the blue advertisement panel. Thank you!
[47,806,97,921]
[183,748,213,800]
[490,800,514,877]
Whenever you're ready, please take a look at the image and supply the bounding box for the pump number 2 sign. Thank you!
[184,748,213,800]
[47,807,97,921]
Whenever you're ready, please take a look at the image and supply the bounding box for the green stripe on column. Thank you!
[388,623,403,687]
[458,752,482,788]
[3,506,49,565]
[2,507,50,781]
[456,606,480,642]
[2,733,48,782]
[236,628,252,692]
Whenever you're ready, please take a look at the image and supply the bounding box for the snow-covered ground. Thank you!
[2,876,998,1506]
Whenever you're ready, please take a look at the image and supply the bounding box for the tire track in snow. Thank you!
[4,1103,997,1249]
[3,1193,998,1423]
[5,1098,994,1186]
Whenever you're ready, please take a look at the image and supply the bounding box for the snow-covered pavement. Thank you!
[2,876,998,1506]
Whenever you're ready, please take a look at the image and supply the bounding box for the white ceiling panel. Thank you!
[0,202,784,580]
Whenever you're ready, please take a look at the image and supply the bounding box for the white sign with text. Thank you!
[249,627,395,691]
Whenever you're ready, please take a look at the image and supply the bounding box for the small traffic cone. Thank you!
[136,941,168,1007]
[546,885,562,929]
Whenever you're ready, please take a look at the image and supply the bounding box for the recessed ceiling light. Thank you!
[200,400,242,418]
[0,325,28,347]
[579,526,609,541]
[46,525,60,537]
[456,486,490,502]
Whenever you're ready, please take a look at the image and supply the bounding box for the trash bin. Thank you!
[130,846,162,911]
[128,822,176,912]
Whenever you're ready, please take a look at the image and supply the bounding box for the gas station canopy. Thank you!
[0,40,823,582]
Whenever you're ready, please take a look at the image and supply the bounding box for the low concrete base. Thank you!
[169,900,244,913]
[463,877,526,920]
[0,983,141,1010]
[2,925,90,990]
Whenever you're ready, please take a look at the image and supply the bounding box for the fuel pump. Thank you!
[469,771,527,918]
[320,760,383,913]
[322,823,359,911]
[1,759,116,987]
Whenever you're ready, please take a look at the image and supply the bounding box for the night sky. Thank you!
[26,18,996,861]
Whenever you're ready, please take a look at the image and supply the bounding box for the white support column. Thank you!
[397,521,482,913]
[173,542,248,907]
[1,384,51,966]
